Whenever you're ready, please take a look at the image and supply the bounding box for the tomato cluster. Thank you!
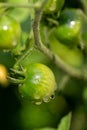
[1,0,87,130]
[0,11,57,103]
[40,1,87,129]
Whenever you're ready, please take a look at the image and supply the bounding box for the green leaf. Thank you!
[57,113,71,130]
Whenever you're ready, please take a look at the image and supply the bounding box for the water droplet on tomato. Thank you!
[35,100,42,105]
[50,93,55,99]
[43,96,50,103]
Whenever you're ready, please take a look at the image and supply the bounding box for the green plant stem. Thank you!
[14,47,34,69]
[81,0,87,14]
[10,68,25,76]
[32,0,87,80]
[8,76,24,84]
[0,3,37,9]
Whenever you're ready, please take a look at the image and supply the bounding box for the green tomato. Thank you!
[0,15,21,50]
[44,0,65,14]
[20,95,69,129]
[55,9,82,47]
[49,35,84,69]
[58,8,82,24]
[18,63,57,103]
[55,23,81,47]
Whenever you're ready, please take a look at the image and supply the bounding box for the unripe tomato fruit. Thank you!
[0,64,9,87]
[18,63,57,103]
[55,9,82,47]
[20,96,69,129]
[0,15,21,50]
[44,0,65,14]
[49,35,84,68]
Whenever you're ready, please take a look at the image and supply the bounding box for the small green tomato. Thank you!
[49,35,84,68]
[44,0,65,14]
[55,9,82,47]
[18,63,57,103]
[0,15,21,50]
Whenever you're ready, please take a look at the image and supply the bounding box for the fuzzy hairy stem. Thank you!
[33,0,87,80]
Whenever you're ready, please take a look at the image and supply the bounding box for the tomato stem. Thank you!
[58,75,70,92]
[14,46,34,69]
[32,0,87,80]
[8,76,24,84]
[10,68,25,76]
[47,17,59,26]
[0,3,37,9]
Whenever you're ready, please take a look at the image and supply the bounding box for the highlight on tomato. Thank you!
[0,15,21,50]
[18,63,57,104]
[55,8,82,47]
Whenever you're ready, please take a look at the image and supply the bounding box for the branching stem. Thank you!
[14,46,34,69]
[33,0,86,80]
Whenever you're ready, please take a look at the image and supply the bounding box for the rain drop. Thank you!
[43,96,50,103]
[35,100,42,105]
[50,94,55,99]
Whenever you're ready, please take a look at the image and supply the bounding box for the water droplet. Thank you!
[35,100,42,105]
[50,93,55,99]
[43,96,50,103]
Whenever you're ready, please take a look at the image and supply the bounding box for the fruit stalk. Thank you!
[32,0,86,79]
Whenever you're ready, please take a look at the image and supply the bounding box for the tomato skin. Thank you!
[55,9,82,47]
[55,22,81,47]
[0,15,21,50]
[0,64,9,87]
[20,95,69,130]
[18,63,57,103]
[44,0,65,14]
[49,34,84,69]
